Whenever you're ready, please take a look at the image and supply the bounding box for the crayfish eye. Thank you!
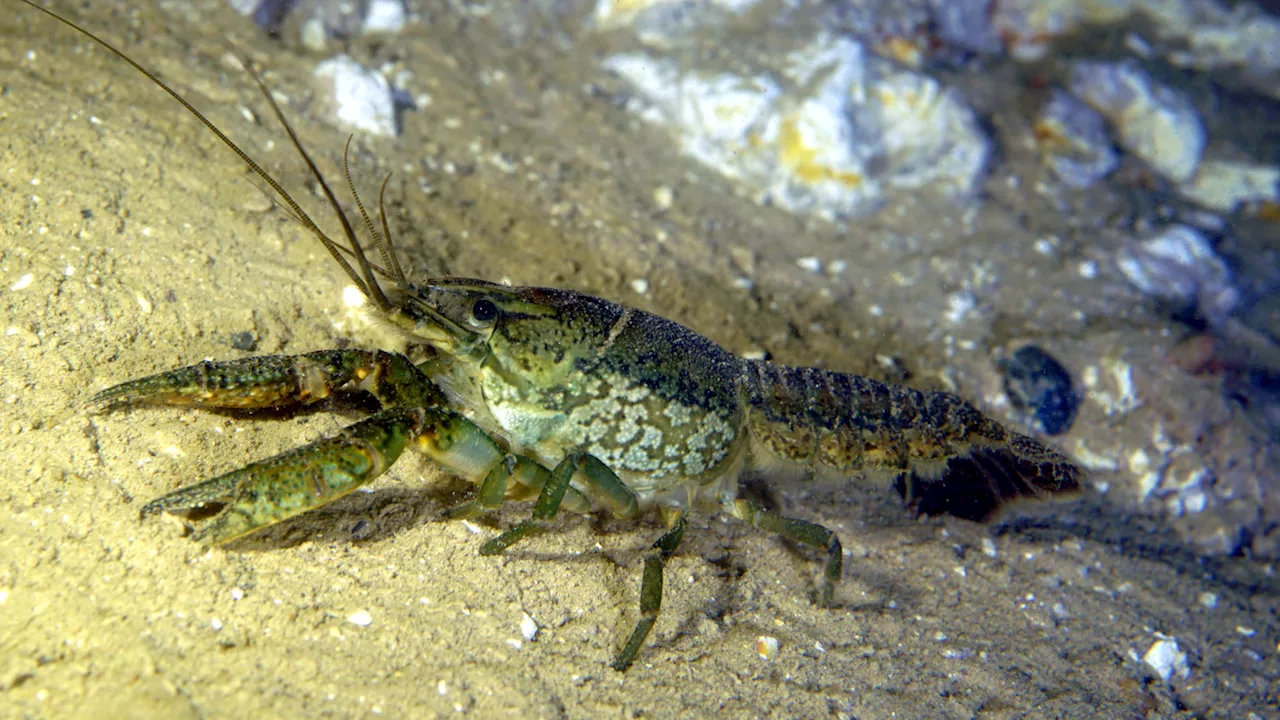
[468,298,498,327]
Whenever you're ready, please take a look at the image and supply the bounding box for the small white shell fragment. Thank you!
[1034,89,1118,188]
[1068,60,1205,183]
[211,617,223,631]
[342,285,367,308]
[796,256,823,274]
[630,277,650,295]
[314,55,398,137]
[944,292,977,324]
[520,612,539,642]
[363,0,407,34]
[225,0,257,15]
[982,537,998,558]
[652,185,674,211]
[9,273,33,291]
[755,635,780,661]
[300,17,328,53]
[347,609,374,627]
[1178,160,1280,212]
[1142,638,1190,682]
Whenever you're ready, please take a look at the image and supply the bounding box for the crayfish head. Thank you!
[393,278,624,391]
[387,278,513,361]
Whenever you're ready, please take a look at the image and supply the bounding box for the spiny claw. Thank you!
[142,408,423,545]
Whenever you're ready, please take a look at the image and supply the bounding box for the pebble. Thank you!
[347,609,374,627]
[652,185,674,211]
[363,0,407,34]
[999,345,1080,436]
[1178,160,1280,212]
[1069,59,1205,183]
[1116,224,1238,326]
[1034,89,1118,189]
[982,537,998,558]
[314,55,399,137]
[796,256,823,274]
[604,33,988,219]
[1142,637,1190,682]
[755,635,780,661]
[520,612,539,642]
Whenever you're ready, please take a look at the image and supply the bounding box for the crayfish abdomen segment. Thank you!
[740,361,1081,520]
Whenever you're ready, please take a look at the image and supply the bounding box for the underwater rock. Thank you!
[928,0,1003,55]
[1033,89,1119,189]
[871,66,990,195]
[1069,60,1205,183]
[1142,637,1190,683]
[605,35,989,219]
[991,0,1280,97]
[1134,1,1280,99]
[999,345,1080,436]
[592,0,761,34]
[1116,225,1238,326]
[362,0,407,34]
[1178,159,1280,213]
[314,54,399,137]
[232,0,407,46]
[992,0,1134,61]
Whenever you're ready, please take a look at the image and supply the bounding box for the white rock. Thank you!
[930,0,1003,55]
[300,17,329,52]
[605,34,989,219]
[347,609,374,627]
[982,537,998,558]
[1069,60,1205,182]
[652,185,674,210]
[1179,160,1280,212]
[1034,89,1118,188]
[869,67,990,194]
[363,0,407,34]
[314,55,398,137]
[993,0,1134,61]
[593,0,762,35]
[604,53,780,178]
[226,0,258,16]
[796,256,823,273]
[520,612,539,642]
[1142,637,1190,682]
[1116,224,1238,325]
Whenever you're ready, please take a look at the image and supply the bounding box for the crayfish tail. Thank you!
[896,433,1082,522]
[739,360,1081,521]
